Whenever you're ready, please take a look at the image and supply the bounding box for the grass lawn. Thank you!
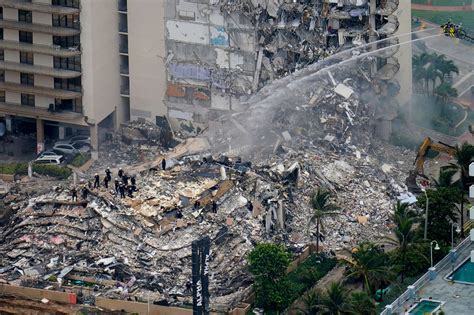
[412,0,472,5]
[412,9,474,32]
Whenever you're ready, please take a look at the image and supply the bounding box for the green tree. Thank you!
[295,289,325,315]
[385,201,418,282]
[308,189,340,254]
[434,83,458,112]
[416,187,458,244]
[345,242,393,295]
[248,243,291,311]
[444,142,474,237]
[321,282,352,315]
[350,291,376,315]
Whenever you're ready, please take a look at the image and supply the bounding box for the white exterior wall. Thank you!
[80,0,121,124]
[34,54,53,67]
[32,12,51,25]
[128,0,167,121]
[393,2,412,105]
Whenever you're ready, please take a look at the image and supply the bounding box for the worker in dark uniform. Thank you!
[161,159,166,170]
[194,200,201,209]
[131,175,136,186]
[127,185,134,198]
[118,168,124,178]
[212,199,218,213]
[119,182,126,198]
[94,173,100,188]
[122,174,129,186]
[81,186,89,200]
[105,168,112,181]
[71,187,77,202]
[176,209,183,219]
[103,175,109,189]
[114,178,120,194]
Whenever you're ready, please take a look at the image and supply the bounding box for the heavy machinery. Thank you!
[406,137,456,193]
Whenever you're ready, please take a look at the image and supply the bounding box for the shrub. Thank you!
[70,153,91,167]
[32,164,72,179]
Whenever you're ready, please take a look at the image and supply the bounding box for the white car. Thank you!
[53,142,89,155]
[55,135,91,146]
[37,149,64,159]
[34,156,65,165]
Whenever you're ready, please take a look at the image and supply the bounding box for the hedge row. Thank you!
[0,163,72,179]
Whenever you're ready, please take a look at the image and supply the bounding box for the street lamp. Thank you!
[451,222,461,249]
[430,240,440,268]
[421,188,429,240]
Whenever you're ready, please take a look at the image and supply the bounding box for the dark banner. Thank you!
[192,236,210,315]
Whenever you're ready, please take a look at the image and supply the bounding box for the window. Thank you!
[0,8,3,20]
[53,35,80,48]
[20,73,34,86]
[0,49,4,61]
[19,31,33,43]
[0,28,3,40]
[53,56,81,71]
[55,98,82,113]
[54,77,81,92]
[52,0,80,9]
[21,93,35,106]
[0,90,5,102]
[52,14,79,29]
[20,52,33,64]
[0,71,4,82]
[18,10,32,23]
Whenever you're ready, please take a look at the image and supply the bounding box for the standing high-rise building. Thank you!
[0,0,121,154]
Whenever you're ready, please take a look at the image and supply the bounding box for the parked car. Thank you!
[34,155,65,165]
[55,135,90,146]
[53,142,89,155]
[37,149,64,159]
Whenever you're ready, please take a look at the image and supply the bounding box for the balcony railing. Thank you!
[0,61,81,79]
[0,0,80,15]
[0,19,80,36]
[0,40,81,57]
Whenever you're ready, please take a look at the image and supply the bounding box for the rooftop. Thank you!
[387,237,474,315]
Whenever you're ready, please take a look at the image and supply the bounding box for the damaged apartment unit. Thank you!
[160,0,410,134]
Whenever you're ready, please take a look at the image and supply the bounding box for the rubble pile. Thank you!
[96,121,175,169]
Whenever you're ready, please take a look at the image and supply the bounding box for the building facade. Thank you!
[0,0,120,153]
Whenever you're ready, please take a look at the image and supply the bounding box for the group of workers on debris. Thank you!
[70,167,139,201]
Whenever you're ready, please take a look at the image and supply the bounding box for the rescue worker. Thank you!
[212,199,218,213]
[103,175,109,189]
[122,174,129,186]
[94,173,100,188]
[131,175,136,186]
[81,186,89,200]
[118,168,124,178]
[71,187,77,202]
[161,159,166,170]
[127,185,134,198]
[105,168,112,181]
[114,178,120,193]
[119,182,126,198]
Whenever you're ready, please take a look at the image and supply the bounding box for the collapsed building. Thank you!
[164,0,407,136]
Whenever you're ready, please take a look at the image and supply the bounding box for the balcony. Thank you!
[0,40,81,57]
[120,64,129,75]
[119,44,128,54]
[0,82,82,99]
[120,85,129,96]
[0,19,80,36]
[0,61,81,79]
[118,0,127,12]
[0,0,80,15]
[0,101,87,126]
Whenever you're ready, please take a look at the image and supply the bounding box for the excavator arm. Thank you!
[413,137,456,175]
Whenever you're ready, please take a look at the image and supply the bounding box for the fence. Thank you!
[380,237,472,315]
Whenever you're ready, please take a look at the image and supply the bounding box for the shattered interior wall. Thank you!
[164,0,403,138]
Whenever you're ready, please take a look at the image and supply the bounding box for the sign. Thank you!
[192,236,210,315]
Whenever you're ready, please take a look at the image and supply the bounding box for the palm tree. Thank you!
[433,168,457,188]
[350,291,376,315]
[444,142,474,237]
[322,282,352,315]
[434,83,458,109]
[295,289,325,315]
[385,201,417,282]
[308,189,340,254]
[345,242,394,295]
[434,55,459,83]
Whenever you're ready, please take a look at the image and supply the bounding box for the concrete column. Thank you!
[277,200,285,230]
[5,116,12,132]
[90,124,98,160]
[428,267,437,280]
[369,0,377,42]
[407,285,416,299]
[384,305,393,315]
[58,126,66,140]
[36,118,45,154]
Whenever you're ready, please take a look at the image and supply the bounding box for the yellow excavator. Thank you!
[406,137,456,193]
